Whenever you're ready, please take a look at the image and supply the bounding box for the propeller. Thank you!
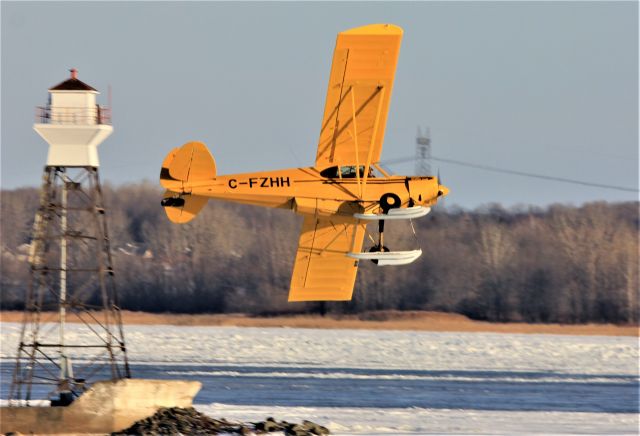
[436,167,450,200]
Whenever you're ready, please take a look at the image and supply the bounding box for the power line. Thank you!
[382,155,639,193]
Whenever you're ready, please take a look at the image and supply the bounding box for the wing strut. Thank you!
[350,86,362,197]
[361,86,386,193]
[344,84,387,198]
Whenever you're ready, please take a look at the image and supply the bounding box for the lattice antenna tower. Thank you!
[10,69,130,406]
[415,126,432,176]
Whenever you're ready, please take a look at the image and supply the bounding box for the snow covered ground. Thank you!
[1,323,638,434]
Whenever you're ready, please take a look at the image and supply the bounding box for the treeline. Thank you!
[1,183,638,324]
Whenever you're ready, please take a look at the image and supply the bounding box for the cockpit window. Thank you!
[320,166,339,178]
[320,165,374,179]
[340,165,374,178]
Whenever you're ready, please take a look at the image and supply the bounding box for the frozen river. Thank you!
[1,323,638,434]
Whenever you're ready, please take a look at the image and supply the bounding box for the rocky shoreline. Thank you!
[112,407,330,435]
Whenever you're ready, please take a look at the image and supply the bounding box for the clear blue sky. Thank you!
[1,1,638,208]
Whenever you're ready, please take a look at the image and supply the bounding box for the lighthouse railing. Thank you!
[35,105,112,125]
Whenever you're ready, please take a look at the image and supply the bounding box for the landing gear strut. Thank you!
[370,193,400,263]
[369,220,390,264]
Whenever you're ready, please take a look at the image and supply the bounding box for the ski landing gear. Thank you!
[347,193,426,266]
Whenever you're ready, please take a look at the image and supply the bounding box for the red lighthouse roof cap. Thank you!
[49,68,97,92]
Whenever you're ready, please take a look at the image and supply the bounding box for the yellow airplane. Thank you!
[159,24,449,302]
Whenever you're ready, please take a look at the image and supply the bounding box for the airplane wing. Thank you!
[289,214,367,301]
[315,24,403,170]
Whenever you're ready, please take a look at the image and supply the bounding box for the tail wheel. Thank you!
[380,193,401,214]
[369,245,390,265]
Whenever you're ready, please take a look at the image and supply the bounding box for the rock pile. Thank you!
[112,407,330,435]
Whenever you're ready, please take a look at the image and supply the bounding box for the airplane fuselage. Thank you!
[167,166,445,218]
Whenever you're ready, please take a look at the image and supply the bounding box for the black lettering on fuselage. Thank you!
[229,176,292,189]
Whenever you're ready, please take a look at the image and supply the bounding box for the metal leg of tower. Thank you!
[9,166,130,403]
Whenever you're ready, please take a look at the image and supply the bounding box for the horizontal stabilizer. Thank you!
[162,191,208,224]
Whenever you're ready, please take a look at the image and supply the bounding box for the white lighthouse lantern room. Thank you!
[34,68,112,167]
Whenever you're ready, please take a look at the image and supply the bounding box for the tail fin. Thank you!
[160,141,216,188]
[159,141,216,223]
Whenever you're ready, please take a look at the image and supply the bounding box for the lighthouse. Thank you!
[10,69,130,405]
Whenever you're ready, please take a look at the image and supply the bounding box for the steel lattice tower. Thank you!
[9,70,130,405]
[415,127,431,176]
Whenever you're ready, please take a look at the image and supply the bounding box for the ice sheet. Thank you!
[196,403,639,435]
[2,322,637,434]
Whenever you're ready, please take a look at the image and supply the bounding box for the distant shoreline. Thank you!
[1,310,637,337]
